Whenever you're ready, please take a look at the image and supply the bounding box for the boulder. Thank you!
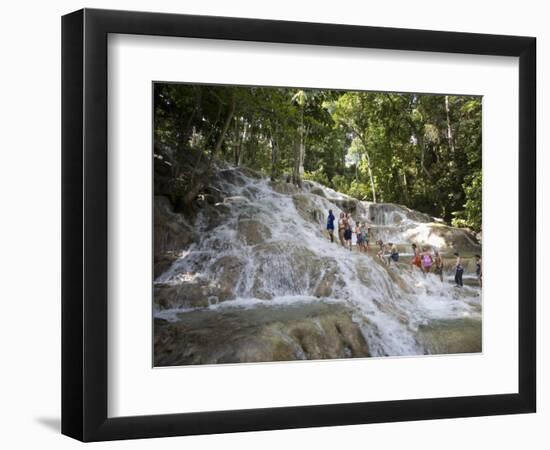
[154,255,245,309]
[236,219,272,245]
[154,281,211,310]
[154,196,194,277]
[368,203,432,225]
[238,166,264,179]
[310,186,326,198]
[154,302,370,366]
[218,168,246,186]
[209,255,246,300]
[404,223,481,253]
[417,318,482,354]
[270,180,299,195]
[313,268,341,298]
[292,193,324,225]
[250,242,335,297]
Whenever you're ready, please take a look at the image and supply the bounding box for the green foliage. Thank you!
[452,170,482,231]
[347,180,372,201]
[303,169,329,186]
[331,175,350,194]
[154,84,482,230]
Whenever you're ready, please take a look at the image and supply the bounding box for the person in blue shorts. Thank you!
[344,213,353,251]
[388,243,399,266]
[326,209,335,243]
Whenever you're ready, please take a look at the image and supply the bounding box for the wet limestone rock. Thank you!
[154,302,370,366]
[250,242,335,297]
[237,219,272,246]
[368,203,432,225]
[417,318,482,354]
[292,193,324,225]
[270,180,299,195]
[404,222,481,253]
[209,255,246,301]
[154,280,211,310]
[238,166,264,179]
[154,256,245,309]
[154,196,194,277]
[313,267,342,298]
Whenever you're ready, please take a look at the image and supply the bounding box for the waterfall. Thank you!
[154,165,481,359]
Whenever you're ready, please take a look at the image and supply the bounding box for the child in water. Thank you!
[475,254,482,287]
[454,252,464,287]
[326,209,335,243]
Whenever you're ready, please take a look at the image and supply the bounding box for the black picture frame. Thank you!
[62,8,536,442]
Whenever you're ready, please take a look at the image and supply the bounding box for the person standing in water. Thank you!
[434,250,444,282]
[410,243,423,272]
[344,213,353,251]
[326,210,335,243]
[359,222,369,253]
[454,252,464,287]
[388,243,399,266]
[338,212,346,246]
[355,221,364,251]
[475,254,482,287]
[376,239,385,262]
[421,247,433,273]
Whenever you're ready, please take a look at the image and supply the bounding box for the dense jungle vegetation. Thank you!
[154,84,482,231]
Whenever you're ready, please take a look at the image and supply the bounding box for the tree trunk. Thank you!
[183,97,236,206]
[298,109,305,177]
[356,133,377,203]
[239,122,249,166]
[364,151,377,203]
[270,125,278,181]
[292,138,302,187]
[445,95,456,154]
[233,117,241,166]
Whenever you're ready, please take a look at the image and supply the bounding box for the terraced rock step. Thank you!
[154,302,370,366]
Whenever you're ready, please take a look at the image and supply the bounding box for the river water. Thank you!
[154,166,482,360]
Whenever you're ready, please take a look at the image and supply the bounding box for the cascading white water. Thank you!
[155,166,481,358]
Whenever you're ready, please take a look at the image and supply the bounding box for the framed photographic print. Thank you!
[62,8,536,441]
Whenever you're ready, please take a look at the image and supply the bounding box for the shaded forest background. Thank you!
[154,84,482,231]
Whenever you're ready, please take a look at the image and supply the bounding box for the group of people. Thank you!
[326,210,370,252]
[408,243,445,281]
[326,209,482,288]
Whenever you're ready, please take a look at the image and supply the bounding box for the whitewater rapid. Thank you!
[154,166,481,357]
